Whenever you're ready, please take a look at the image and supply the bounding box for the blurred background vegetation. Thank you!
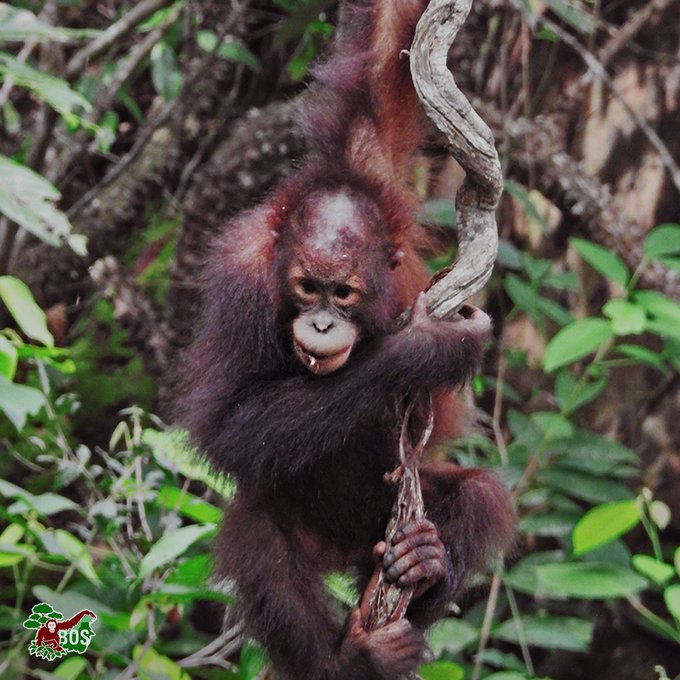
[0,1,679,679]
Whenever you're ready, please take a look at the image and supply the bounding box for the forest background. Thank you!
[0,1,679,679]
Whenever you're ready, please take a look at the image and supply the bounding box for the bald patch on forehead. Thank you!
[303,189,374,253]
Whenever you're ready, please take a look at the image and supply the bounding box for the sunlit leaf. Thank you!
[632,555,675,585]
[0,4,99,42]
[572,500,639,555]
[419,660,465,680]
[139,524,216,577]
[0,156,87,253]
[602,299,646,335]
[0,276,53,346]
[544,318,614,372]
[0,375,45,431]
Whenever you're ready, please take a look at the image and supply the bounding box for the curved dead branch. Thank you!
[362,0,502,637]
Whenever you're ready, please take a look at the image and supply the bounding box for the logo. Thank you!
[23,602,97,661]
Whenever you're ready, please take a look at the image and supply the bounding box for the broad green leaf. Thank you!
[493,614,593,652]
[0,156,87,253]
[0,375,45,430]
[664,584,680,622]
[0,334,18,379]
[602,299,646,335]
[0,53,90,115]
[428,618,478,656]
[0,276,53,346]
[150,42,182,101]
[145,428,234,498]
[532,412,573,440]
[540,468,632,503]
[547,428,638,472]
[520,510,580,537]
[54,530,100,585]
[52,656,87,680]
[157,486,222,524]
[196,30,261,71]
[8,492,79,517]
[544,318,614,372]
[537,296,573,326]
[572,500,640,555]
[632,555,675,585]
[419,660,465,680]
[571,238,629,287]
[643,223,680,258]
[650,500,672,530]
[616,344,667,372]
[675,547,680,577]
[0,4,98,42]
[139,524,216,577]
[133,645,191,680]
[504,550,566,595]
[536,562,647,599]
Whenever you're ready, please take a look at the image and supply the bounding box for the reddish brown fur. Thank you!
[177,1,515,678]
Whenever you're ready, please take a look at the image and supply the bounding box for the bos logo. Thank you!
[23,602,97,660]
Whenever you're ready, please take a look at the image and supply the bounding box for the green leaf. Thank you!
[636,291,680,341]
[0,4,99,42]
[602,299,646,335]
[133,645,191,680]
[658,255,680,274]
[536,562,647,599]
[428,619,478,656]
[616,344,667,372]
[540,468,633,503]
[504,550,566,595]
[632,555,675,585]
[196,30,261,71]
[643,223,680,259]
[239,642,266,680]
[0,375,45,431]
[140,524,216,578]
[150,42,182,101]
[419,660,465,680]
[664,584,680,622]
[0,157,86,253]
[493,614,593,652]
[52,656,87,680]
[0,334,18,379]
[537,296,573,326]
[54,530,100,586]
[505,274,541,320]
[520,510,580,537]
[8,492,79,517]
[675,547,680,577]
[0,276,53,346]
[544,0,595,34]
[157,486,222,524]
[572,500,640,555]
[544,318,614,372]
[571,238,629,287]
[554,371,607,415]
[324,572,358,607]
[0,53,91,115]
[145,428,234,498]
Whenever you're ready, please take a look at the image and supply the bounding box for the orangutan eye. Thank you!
[300,279,318,295]
[334,285,352,299]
